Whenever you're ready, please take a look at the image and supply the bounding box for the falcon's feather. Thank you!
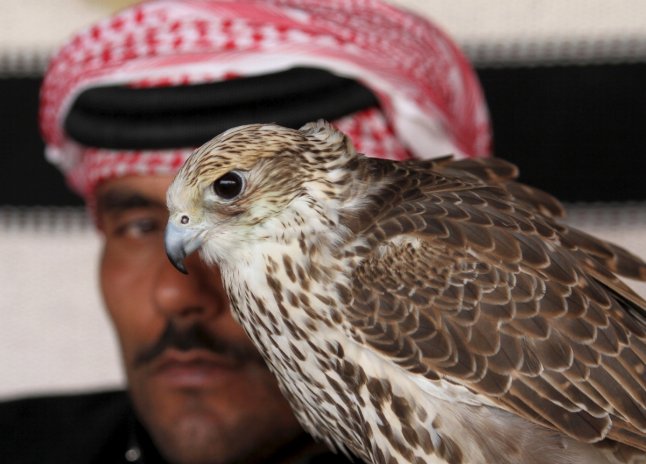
[166,121,646,464]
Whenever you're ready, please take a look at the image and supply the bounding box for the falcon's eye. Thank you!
[212,171,244,200]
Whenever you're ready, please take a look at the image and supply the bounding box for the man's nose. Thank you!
[152,251,229,322]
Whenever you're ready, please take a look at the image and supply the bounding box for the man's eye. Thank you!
[114,218,160,239]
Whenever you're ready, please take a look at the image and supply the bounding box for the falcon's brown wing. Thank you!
[341,156,646,450]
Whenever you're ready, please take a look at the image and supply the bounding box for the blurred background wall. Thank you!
[1,0,645,399]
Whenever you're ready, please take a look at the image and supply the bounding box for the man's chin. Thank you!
[128,366,304,464]
[132,385,244,463]
[142,399,301,464]
[151,413,247,464]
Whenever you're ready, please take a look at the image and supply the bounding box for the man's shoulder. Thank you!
[1,388,126,409]
[0,389,132,463]
[0,389,129,429]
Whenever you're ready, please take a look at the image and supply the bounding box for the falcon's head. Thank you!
[165,121,356,273]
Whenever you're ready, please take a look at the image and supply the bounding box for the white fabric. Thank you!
[39,0,489,199]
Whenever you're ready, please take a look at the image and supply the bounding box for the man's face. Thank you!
[96,175,302,464]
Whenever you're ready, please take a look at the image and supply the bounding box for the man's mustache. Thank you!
[134,322,265,367]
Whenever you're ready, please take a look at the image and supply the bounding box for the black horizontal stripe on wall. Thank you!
[478,63,646,203]
[2,63,646,206]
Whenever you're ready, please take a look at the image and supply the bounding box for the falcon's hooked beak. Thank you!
[164,220,204,274]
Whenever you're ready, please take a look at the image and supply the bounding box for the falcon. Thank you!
[165,121,646,464]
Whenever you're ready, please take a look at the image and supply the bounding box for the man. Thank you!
[1,1,490,462]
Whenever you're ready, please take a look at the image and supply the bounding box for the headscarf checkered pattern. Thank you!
[40,0,491,199]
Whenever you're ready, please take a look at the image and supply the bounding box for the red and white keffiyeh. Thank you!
[40,0,491,199]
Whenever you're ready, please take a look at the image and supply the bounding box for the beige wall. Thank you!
[0,209,124,399]
[2,0,646,73]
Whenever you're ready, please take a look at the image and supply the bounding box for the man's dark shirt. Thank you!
[0,390,356,463]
